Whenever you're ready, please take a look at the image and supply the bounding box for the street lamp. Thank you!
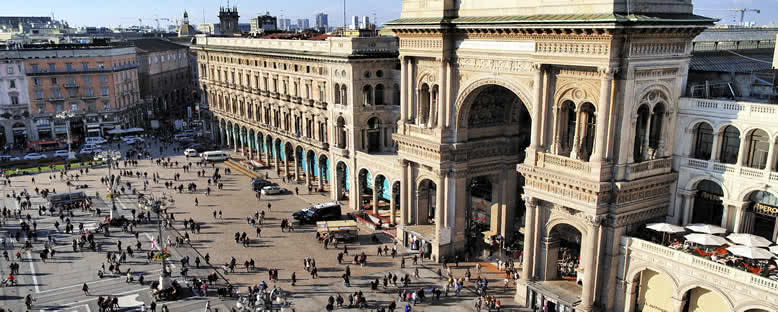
[98,150,121,218]
[55,111,76,164]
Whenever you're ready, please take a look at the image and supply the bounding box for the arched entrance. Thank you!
[546,224,582,282]
[742,190,778,242]
[12,122,27,148]
[680,287,729,312]
[318,155,330,193]
[295,146,305,182]
[416,179,437,226]
[456,84,531,257]
[392,181,401,225]
[284,142,294,180]
[629,269,676,312]
[358,168,372,210]
[336,161,349,202]
[691,180,725,226]
[374,174,388,215]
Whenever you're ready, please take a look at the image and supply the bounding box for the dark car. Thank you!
[293,201,342,224]
[250,178,276,192]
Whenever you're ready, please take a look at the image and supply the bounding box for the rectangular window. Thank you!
[82,62,88,71]
[65,63,73,72]
[35,90,43,99]
[48,63,56,72]
[85,88,93,96]
[10,96,18,105]
[33,78,40,86]
[6,66,13,74]
[68,88,77,97]
[148,57,152,65]
[100,75,107,83]
[8,80,15,89]
[101,87,109,96]
[52,88,61,97]
[71,103,79,112]
[55,103,63,112]
[37,104,45,113]
[51,77,58,85]
[83,75,91,83]
[97,62,105,69]
[31,64,38,73]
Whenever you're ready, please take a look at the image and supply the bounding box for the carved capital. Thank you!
[531,63,543,73]
[585,215,606,227]
[522,195,538,207]
[598,66,618,79]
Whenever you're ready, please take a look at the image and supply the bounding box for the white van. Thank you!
[85,137,107,145]
[202,151,229,162]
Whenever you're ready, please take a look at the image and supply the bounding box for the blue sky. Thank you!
[3,0,777,28]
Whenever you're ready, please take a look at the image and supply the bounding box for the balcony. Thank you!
[681,156,778,182]
[48,96,65,102]
[281,94,290,102]
[315,101,328,110]
[306,99,315,107]
[621,237,778,307]
[625,157,673,181]
[260,90,269,97]
[64,82,80,88]
[331,146,349,158]
[534,152,591,174]
[291,96,302,104]
[271,92,280,100]
[679,97,778,123]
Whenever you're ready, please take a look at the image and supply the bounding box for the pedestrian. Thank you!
[82,283,89,296]
[150,300,157,312]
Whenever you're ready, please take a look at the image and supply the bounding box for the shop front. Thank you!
[742,191,778,243]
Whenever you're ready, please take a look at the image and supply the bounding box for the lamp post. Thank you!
[99,150,119,218]
[55,111,76,165]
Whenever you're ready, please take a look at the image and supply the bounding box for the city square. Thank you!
[0,138,516,311]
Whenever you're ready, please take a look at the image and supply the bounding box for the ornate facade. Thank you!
[386,0,716,311]
[193,35,402,212]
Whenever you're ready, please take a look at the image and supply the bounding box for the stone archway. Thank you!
[319,154,330,193]
[680,286,732,312]
[358,168,373,210]
[627,268,678,312]
[336,161,349,202]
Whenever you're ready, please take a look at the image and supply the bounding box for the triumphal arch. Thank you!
[387,0,713,310]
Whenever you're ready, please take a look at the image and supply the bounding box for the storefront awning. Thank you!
[30,140,58,145]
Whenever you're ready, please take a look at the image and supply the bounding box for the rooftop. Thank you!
[690,51,775,73]
[694,27,778,42]
[131,38,187,53]
[192,34,398,58]
[385,13,715,26]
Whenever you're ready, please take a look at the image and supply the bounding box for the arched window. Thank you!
[334,83,341,104]
[693,123,713,160]
[580,103,596,161]
[746,129,770,169]
[362,85,373,106]
[633,105,650,162]
[375,84,385,105]
[560,101,576,155]
[336,117,347,149]
[366,117,381,153]
[341,85,348,105]
[692,180,724,225]
[719,126,741,164]
[419,84,431,125]
[649,103,665,149]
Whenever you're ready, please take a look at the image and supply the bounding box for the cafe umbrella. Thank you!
[646,223,686,244]
[685,223,727,235]
[726,233,773,247]
[768,245,778,255]
[684,233,729,246]
[726,246,775,260]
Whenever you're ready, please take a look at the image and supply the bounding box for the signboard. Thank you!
[753,203,778,218]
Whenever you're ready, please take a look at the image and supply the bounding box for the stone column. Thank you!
[592,67,614,162]
[400,56,408,121]
[736,137,748,165]
[530,64,544,151]
[579,220,602,312]
[520,197,537,281]
[710,131,721,161]
[550,105,561,154]
[318,165,325,191]
[570,115,581,160]
[435,176,445,240]
[294,154,301,182]
[490,174,503,236]
[379,127,385,152]
[275,146,281,175]
[765,140,776,172]
[622,281,636,312]
[681,192,694,225]
[372,178,379,215]
[438,58,447,129]
[265,142,272,167]
[400,160,409,226]
[407,163,415,225]
[642,114,653,160]
[389,186,396,225]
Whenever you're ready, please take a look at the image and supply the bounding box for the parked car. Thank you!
[261,185,285,195]
[23,153,48,160]
[53,150,69,158]
[0,155,12,162]
[250,178,276,191]
[184,148,199,157]
[293,201,343,224]
[9,156,20,161]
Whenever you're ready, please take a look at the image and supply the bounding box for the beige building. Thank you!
[193,34,401,212]
[133,38,191,120]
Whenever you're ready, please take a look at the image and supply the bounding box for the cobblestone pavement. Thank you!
[0,139,523,312]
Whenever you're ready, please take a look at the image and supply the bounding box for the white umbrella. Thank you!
[727,246,775,260]
[768,245,778,254]
[685,224,727,234]
[646,223,686,233]
[726,233,773,247]
[684,233,729,246]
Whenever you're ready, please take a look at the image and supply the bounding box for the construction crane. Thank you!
[697,8,761,24]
